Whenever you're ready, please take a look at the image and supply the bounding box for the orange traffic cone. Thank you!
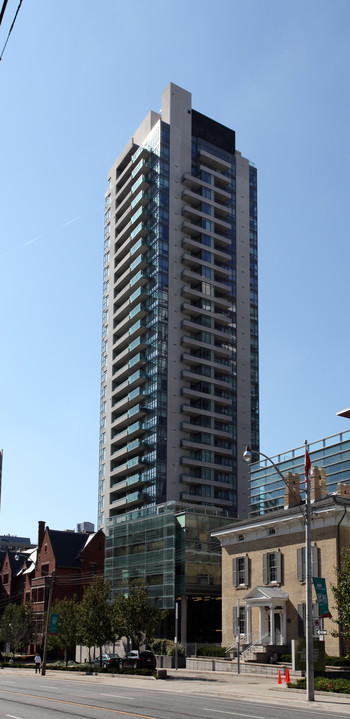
[278,670,282,685]
[285,667,290,683]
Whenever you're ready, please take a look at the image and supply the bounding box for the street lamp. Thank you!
[243,443,314,702]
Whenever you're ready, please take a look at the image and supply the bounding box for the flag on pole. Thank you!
[305,447,311,483]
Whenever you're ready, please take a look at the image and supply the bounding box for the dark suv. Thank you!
[120,650,156,670]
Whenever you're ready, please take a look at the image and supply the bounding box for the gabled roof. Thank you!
[47,529,95,568]
[244,585,289,605]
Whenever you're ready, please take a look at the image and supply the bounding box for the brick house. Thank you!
[29,522,105,648]
[212,472,350,659]
[0,548,36,609]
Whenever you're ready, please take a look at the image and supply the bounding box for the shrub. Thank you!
[197,646,228,657]
[326,655,350,667]
[279,653,292,662]
[288,676,350,694]
[151,639,185,657]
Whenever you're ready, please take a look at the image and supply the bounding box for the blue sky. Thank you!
[1,0,349,542]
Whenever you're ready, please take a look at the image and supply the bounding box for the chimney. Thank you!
[284,472,301,509]
[337,482,350,498]
[310,466,327,502]
[38,521,45,549]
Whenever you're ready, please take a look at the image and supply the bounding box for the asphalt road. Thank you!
[0,669,350,719]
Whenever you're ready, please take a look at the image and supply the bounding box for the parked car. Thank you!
[120,650,156,670]
[92,653,120,668]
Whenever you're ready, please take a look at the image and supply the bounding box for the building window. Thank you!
[3,573,9,584]
[41,563,49,576]
[297,545,319,581]
[232,555,249,587]
[233,605,246,635]
[263,550,282,584]
[298,602,319,638]
[90,563,97,576]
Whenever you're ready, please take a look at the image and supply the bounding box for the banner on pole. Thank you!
[313,577,332,618]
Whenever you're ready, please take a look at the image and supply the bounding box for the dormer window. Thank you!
[268,528,276,535]
[238,534,244,541]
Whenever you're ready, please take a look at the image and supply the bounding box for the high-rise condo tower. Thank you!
[98,83,259,536]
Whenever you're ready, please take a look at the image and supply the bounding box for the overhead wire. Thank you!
[0,0,23,62]
[0,0,9,26]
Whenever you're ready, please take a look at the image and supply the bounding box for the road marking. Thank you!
[101,693,135,700]
[202,711,265,718]
[0,688,158,718]
[6,715,24,719]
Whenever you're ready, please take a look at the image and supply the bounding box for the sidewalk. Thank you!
[1,666,350,713]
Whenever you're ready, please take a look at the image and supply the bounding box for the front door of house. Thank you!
[274,612,282,644]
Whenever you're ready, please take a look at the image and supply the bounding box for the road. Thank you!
[0,669,350,719]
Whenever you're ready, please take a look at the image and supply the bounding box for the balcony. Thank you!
[182,172,231,203]
[181,333,231,357]
[199,148,231,173]
[182,220,230,248]
[182,204,231,233]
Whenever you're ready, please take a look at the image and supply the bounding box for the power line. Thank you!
[0,0,23,62]
[0,0,9,26]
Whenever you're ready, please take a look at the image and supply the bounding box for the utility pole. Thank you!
[41,572,55,676]
[305,441,314,701]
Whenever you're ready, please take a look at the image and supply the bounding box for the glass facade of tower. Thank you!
[250,430,350,516]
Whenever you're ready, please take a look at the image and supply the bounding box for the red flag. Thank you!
[305,448,311,482]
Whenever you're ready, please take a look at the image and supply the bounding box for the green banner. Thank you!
[49,613,59,634]
[313,577,332,618]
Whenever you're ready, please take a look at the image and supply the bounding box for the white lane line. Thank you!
[6,715,24,719]
[202,711,265,718]
[100,692,134,700]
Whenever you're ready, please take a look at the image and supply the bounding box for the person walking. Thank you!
[34,652,41,674]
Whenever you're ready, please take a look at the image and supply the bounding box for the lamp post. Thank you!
[243,443,314,702]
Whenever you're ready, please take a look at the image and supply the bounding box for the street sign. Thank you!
[316,629,327,636]
[49,613,59,634]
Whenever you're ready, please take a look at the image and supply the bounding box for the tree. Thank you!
[0,603,34,657]
[78,579,114,665]
[112,579,167,649]
[332,548,350,640]
[48,597,80,666]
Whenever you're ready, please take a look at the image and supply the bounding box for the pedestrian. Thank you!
[34,652,41,674]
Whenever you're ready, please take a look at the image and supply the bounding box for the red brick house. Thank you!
[0,548,36,609]
[30,522,105,647]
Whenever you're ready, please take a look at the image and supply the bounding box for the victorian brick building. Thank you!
[0,522,105,650]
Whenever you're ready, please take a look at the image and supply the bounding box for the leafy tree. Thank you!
[78,579,114,665]
[48,597,80,666]
[332,548,350,639]
[112,579,167,649]
[0,603,34,656]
